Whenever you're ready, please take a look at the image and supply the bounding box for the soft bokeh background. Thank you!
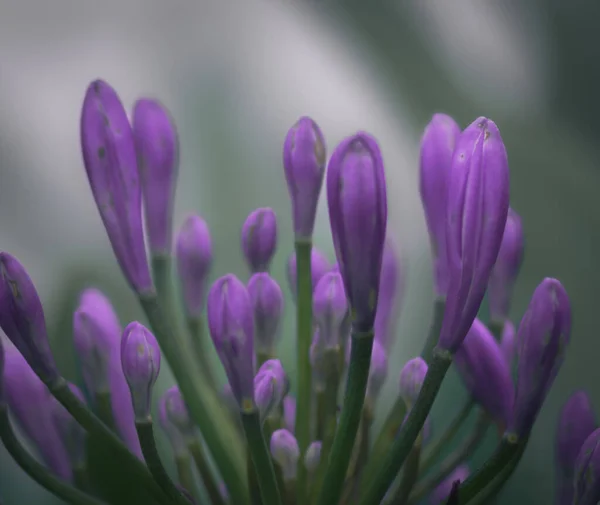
[1,1,599,504]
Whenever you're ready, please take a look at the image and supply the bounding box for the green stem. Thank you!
[176,454,200,504]
[0,407,107,505]
[420,399,475,474]
[283,479,297,505]
[315,389,326,440]
[358,347,453,505]
[341,406,373,505]
[455,434,521,504]
[390,441,421,505]
[315,331,374,505]
[139,293,247,505]
[421,299,445,365]
[73,465,90,492]
[248,450,263,505]
[241,409,283,505]
[410,411,489,503]
[189,439,227,505]
[94,391,117,433]
[47,378,169,502]
[187,316,217,390]
[136,418,190,505]
[294,239,313,504]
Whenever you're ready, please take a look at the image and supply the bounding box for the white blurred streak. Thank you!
[408,0,549,115]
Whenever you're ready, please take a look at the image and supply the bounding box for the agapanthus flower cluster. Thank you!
[0,81,586,505]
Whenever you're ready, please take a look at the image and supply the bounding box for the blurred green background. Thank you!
[1,1,599,504]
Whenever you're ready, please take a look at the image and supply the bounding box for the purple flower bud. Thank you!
[121,322,161,420]
[455,319,514,427]
[0,339,4,402]
[176,215,213,317]
[241,208,277,273]
[163,386,194,439]
[158,388,188,457]
[80,80,152,294]
[398,357,428,407]
[488,209,524,323]
[310,329,326,391]
[133,98,179,255]
[430,464,470,505]
[422,416,433,446]
[374,237,404,352]
[254,359,287,420]
[326,132,388,332]
[0,253,57,382]
[419,113,461,297]
[270,429,300,481]
[283,396,296,433]
[573,428,600,505]
[286,247,331,301]
[500,320,517,368]
[73,288,141,458]
[52,383,87,468]
[3,344,72,480]
[304,441,322,473]
[367,341,388,400]
[510,278,571,438]
[247,273,284,354]
[439,117,510,352]
[207,275,255,410]
[313,272,349,348]
[283,117,327,239]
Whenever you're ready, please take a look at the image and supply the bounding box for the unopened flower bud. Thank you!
[158,388,188,458]
[283,396,296,433]
[310,329,326,391]
[241,208,277,273]
[287,247,330,301]
[399,357,428,407]
[207,275,255,410]
[283,116,327,240]
[431,464,470,505]
[500,320,516,368]
[305,441,322,473]
[270,429,300,481]
[163,386,194,439]
[121,322,161,420]
[133,98,179,255]
[52,383,87,468]
[367,341,388,401]
[254,359,287,420]
[80,79,152,294]
[313,272,349,349]
[247,273,284,354]
[573,428,600,505]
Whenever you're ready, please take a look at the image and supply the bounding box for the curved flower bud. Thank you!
[158,389,188,457]
[270,429,300,481]
[121,322,161,420]
[455,319,514,427]
[163,386,194,440]
[207,275,255,410]
[500,320,516,368]
[313,272,349,349]
[286,247,330,301]
[247,273,284,354]
[510,278,571,438]
[0,253,57,383]
[556,391,596,505]
[488,209,524,323]
[305,441,322,473]
[327,132,388,332]
[3,344,72,480]
[283,395,296,433]
[367,341,388,401]
[430,464,470,505]
[176,214,213,318]
[419,113,461,297]
[133,98,179,255]
[374,237,404,352]
[241,208,277,273]
[399,357,428,407]
[52,383,87,468]
[573,428,600,505]
[80,79,152,294]
[73,288,141,458]
[254,359,287,420]
[283,116,327,239]
[439,118,510,352]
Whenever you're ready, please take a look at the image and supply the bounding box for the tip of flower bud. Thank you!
[247,273,284,354]
[163,386,194,438]
[270,429,300,481]
[398,357,428,406]
[304,441,322,473]
[241,208,278,273]
[254,359,287,419]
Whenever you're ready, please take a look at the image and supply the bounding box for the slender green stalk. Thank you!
[73,465,90,492]
[454,435,521,504]
[176,454,200,504]
[189,439,227,505]
[248,451,263,505]
[341,405,373,505]
[241,409,283,505]
[315,389,326,440]
[136,418,190,505]
[187,316,217,390]
[410,412,490,503]
[47,378,169,502]
[94,391,117,432]
[420,399,475,474]
[421,298,445,364]
[359,347,453,505]
[283,479,297,505]
[294,239,313,504]
[390,441,421,505]
[0,407,107,505]
[139,294,247,505]
[315,331,374,505]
